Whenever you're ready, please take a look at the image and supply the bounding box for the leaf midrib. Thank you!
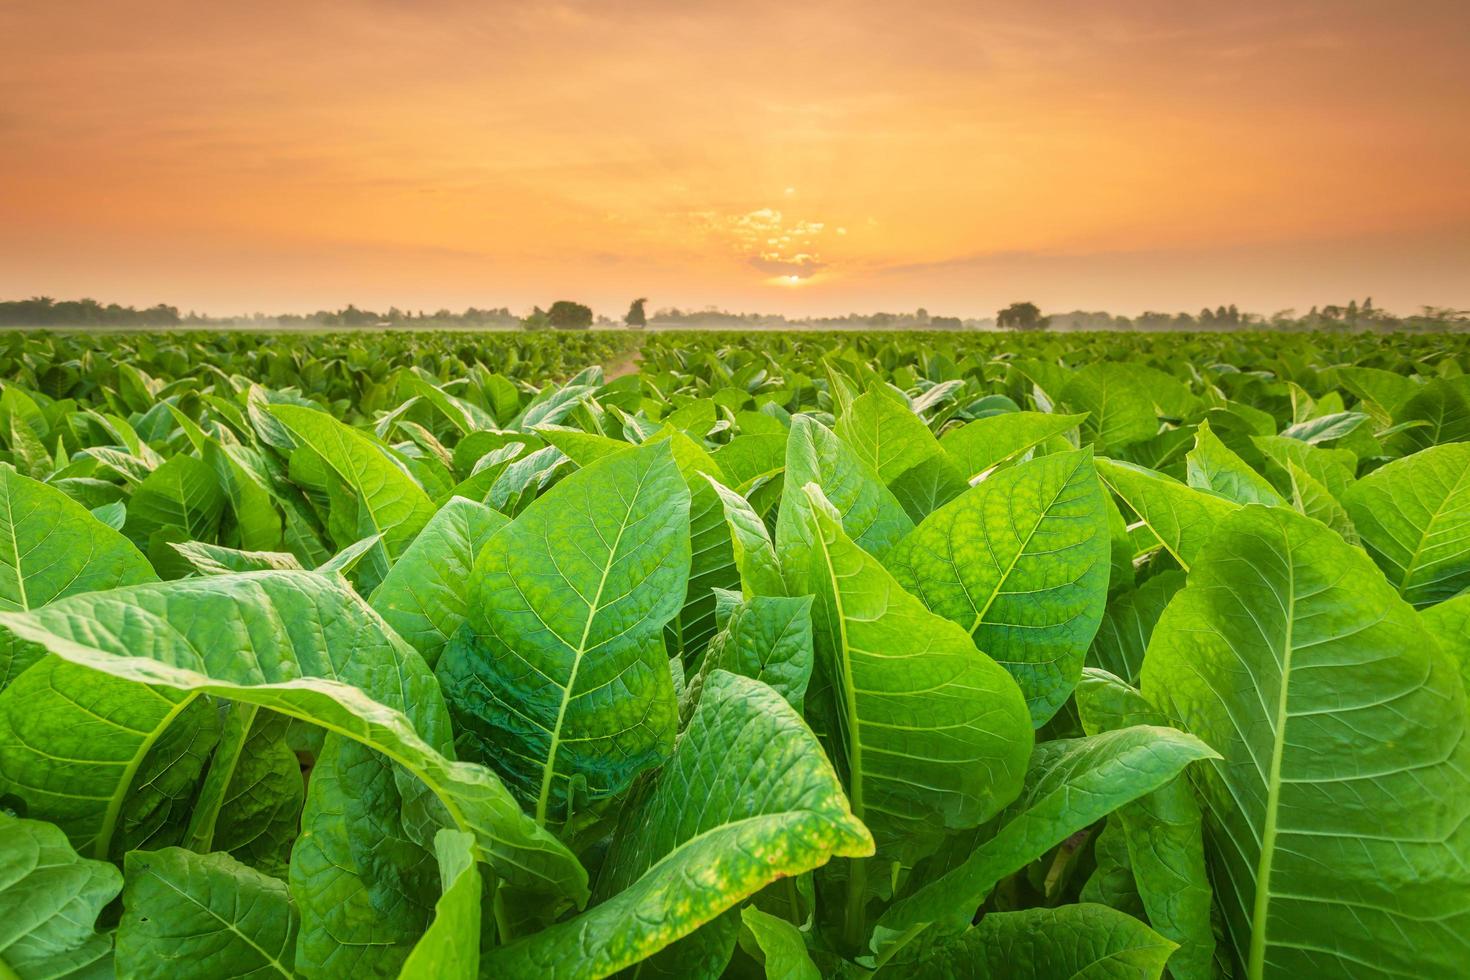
[1247,528,1296,980]
[94,692,198,860]
[812,517,863,822]
[1,471,28,611]
[534,462,652,826]
[967,456,1080,635]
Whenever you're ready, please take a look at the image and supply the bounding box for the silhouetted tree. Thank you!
[547,300,593,330]
[625,297,648,330]
[997,301,1048,331]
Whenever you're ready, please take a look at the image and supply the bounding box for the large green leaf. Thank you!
[1080,819,1143,917]
[123,455,226,552]
[0,812,121,980]
[113,698,221,858]
[436,440,689,825]
[894,903,1176,980]
[1388,376,1470,453]
[1279,411,1368,445]
[1062,364,1160,451]
[1185,420,1281,506]
[775,416,912,590]
[538,426,740,660]
[268,404,436,579]
[801,485,1032,858]
[1095,459,1238,572]
[873,726,1216,962]
[740,906,820,980]
[291,736,437,978]
[1075,670,1215,980]
[707,474,785,597]
[0,571,585,902]
[167,540,304,575]
[686,593,813,716]
[369,496,506,667]
[939,411,1088,480]
[835,386,942,484]
[887,450,1110,725]
[1341,443,1470,608]
[397,830,481,980]
[1422,592,1470,688]
[1251,435,1355,500]
[201,437,285,552]
[888,453,971,524]
[1141,504,1470,978]
[117,848,297,979]
[0,463,154,617]
[482,671,872,978]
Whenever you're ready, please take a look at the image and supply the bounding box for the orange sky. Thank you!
[2,1,1468,318]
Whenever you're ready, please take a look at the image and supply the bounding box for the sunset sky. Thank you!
[3,1,1468,318]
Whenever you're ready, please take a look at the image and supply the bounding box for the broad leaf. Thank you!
[686,593,813,717]
[182,704,302,877]
[291,736,437,977]
[1142,505,1470,978]
[775,416,912,590]
[1422,593,1470,688]
[123,455,226,552]
[1096,458,1238,572]
[801,485,1032,857]
[1086,571,1186,685]
[398,830,481,980]
[370,496,506,667]
[707,475,785,597]
[168,540,304,575]
[741,906,820,980]
[0,571,585,902]
[0,463,155,615]
[436,440,689,825]
[888,450,1110,725]
[0,812,121,979]
[118,848,297,979]
[1279,411,1368,444]
[1342,443,1470,607]
[1062,364,1159,451]
[939,411,1088,480]
[873,726,1216,961]
[836,386,942,484]
[1185,420,1281,506]
[888,454,970,524]
[481,671,872,977]
[893,903,1175,980]
[269,404,436,583]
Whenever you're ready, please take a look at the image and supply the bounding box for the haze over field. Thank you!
[2,1,1468,317]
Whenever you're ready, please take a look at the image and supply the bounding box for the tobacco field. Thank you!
[0,328,1467,979]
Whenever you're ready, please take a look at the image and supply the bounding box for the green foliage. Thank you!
[0,326,1465,978]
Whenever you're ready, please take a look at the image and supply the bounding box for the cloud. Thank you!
[749,253,826,278]
[694,208,837,280]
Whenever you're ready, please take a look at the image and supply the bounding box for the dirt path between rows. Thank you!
[603,338,645,380]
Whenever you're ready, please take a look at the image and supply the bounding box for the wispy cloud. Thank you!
[692,208,842,281]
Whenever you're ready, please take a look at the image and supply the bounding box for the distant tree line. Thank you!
[2,294,1465,332]
[0,297,185,327]
[0,297,522,329]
